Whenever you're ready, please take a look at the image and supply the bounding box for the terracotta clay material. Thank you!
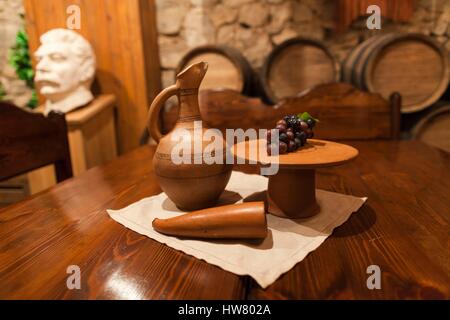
[175,45,255,95]
[232,139,358,218]
[152,202,267,239]
[267,168,319,218]
[147,62,232,211]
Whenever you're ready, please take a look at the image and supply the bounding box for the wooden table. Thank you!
[0,141,449,299]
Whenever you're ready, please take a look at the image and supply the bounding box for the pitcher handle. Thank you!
[147,84,178,143]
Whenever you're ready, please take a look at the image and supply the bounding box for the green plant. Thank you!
[0,83,5,101]
[27,90,38,108]
[9,29,38,108]
[298,112,320,123]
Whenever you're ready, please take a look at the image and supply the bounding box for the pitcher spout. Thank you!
[176,61,208,89]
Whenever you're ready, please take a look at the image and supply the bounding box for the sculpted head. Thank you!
[34,28,96,114]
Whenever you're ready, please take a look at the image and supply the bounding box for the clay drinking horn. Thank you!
[152,202,267,239]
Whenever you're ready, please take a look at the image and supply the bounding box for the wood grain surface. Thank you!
[0,102,72,183]
[30,94,118,180]
[0,141,449,299]
[365,35,449,113]
[0,146,245,299]
[261,38,339,103]
[250,140,450,299]
[182,52,243,91]
[412,104,450,153]
[163,83,401,140]
[176,46,254,95]
[343,33,449,113]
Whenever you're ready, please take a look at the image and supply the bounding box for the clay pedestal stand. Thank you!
[232,139,359,219]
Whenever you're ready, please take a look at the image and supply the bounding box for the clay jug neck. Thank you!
[175,62,208,123]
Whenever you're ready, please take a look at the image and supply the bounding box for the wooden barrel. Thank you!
[176,45,254,95]
[261,37,340,103]
[344,33,450,113]
[342,35,385,85]
[412,104,450,153]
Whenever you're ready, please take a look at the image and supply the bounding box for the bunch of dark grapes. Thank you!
[266,113,317,155]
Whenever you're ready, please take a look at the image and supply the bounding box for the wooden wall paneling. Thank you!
[23,0,161,153]
[140,0,162,106]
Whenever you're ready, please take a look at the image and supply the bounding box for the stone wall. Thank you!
[2,0,449,103]
[156,0,450,89]
[0,0,32,108]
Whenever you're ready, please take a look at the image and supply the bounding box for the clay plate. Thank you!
[232,139,359,169]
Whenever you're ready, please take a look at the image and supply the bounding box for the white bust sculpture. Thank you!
[34,28,96,114]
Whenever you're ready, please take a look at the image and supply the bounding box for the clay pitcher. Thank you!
[147,62,232,211]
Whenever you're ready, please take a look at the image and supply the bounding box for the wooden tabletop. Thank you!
[0,140,449,299]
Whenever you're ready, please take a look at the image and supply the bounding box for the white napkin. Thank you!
[107,171,367,288]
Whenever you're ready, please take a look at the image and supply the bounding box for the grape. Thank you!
[306,118,315,129]
[279,133,288,143]
[288,140,296,152]
[277,119,287,127]
[279,141,288,154]
[292,118,301,131]
[267,114,317,155]
[296,131,306,141]
[286,116,298,129]
[286,131,294,141]
[299,121,308,131]
[275,124,286,133]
